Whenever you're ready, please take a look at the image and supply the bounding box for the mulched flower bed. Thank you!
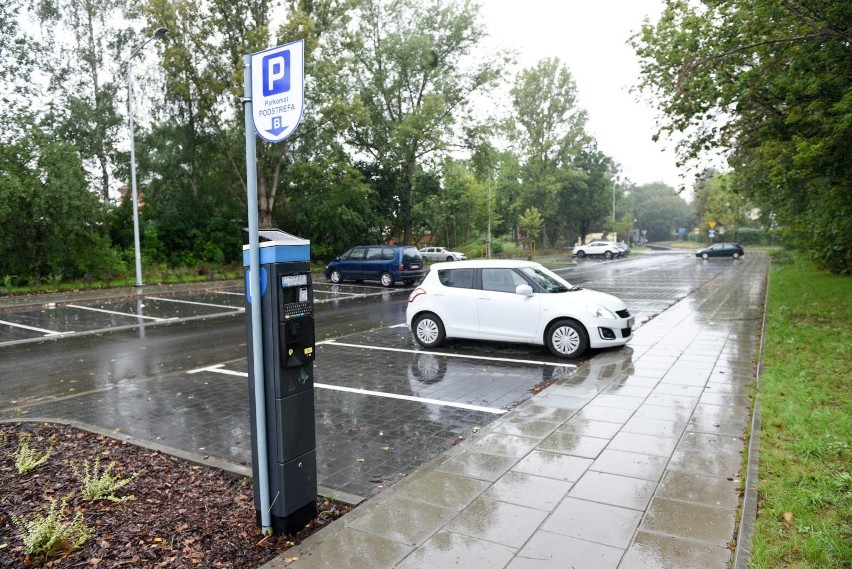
[0,422,350,568]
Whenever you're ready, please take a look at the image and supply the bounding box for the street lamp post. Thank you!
[128,27,168,287]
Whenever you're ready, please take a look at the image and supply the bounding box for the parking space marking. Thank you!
[212,291,244,297]
[315,383,506,414]
[147,296,244,311]
[313,290,360,296]
[67,304,175,322]
[187,364,507,414]
[319,340,577,368]
[0,319,69,336]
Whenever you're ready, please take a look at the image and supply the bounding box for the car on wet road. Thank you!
[406,259,633,359]
[696,243,745,259]
[572,240,622,259]
[324,245,424,287]
[418,246,467,262]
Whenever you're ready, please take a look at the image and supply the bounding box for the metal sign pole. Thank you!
[242,54,272,534]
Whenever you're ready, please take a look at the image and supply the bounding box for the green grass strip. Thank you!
[750,253,852,568]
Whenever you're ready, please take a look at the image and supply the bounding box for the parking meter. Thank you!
[243,228,317,533]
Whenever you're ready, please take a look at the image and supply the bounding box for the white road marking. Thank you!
[186,364,507,415]
[147,296,243,311]
[318,340,576,368]
[0,319,68,335]
[66,304,174,322]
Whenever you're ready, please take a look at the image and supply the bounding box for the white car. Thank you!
[418,246,467,262]
[572,241,622,259]
[406,260,633,359]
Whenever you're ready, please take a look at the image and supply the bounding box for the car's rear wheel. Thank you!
[413,313,445,349]
[732,253,740,259]
[702,253,709,260]
[380,272,394,287]
[329,270,342,283]
[604,251,613,259]
[577,250,586,258]
[546,319,588,359]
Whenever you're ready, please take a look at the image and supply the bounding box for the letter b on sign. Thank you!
[263,51,290,96]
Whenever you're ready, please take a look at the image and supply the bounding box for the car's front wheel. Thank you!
[576,250,586,258]
[702,253,709,260]
[732,253,740,259]
[446,256,454,262]
[329,270,342,283]
[380,272,394,287]
[413,313,445,349]
[604,251,613,259]
[546,319,588,359]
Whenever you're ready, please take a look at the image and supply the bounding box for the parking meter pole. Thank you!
[243,54,272,534]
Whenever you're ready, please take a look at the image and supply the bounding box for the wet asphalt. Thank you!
[0,251,767,568]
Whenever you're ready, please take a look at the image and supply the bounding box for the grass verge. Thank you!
[750,253,851,568]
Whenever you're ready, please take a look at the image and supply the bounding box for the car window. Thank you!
[366,247,383,260]
[438,268,474,289]
[342,247,366,260]
[381,247,395,260]
[519,266,571,293]
[482,268,526,293]
[402,247,421,261]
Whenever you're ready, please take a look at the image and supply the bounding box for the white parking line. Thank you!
[313,288,361,296]
[213,291,244,297]
[187,364,506,415]
[67,304,174,322]
[0,319,69,335]
[147,296,244,311]
[319,340,577,368]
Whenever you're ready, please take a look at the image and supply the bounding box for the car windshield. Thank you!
[519,266,577,293]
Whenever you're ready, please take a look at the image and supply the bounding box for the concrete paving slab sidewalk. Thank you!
[262,255,768,569]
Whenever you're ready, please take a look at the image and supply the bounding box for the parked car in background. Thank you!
[695,243,745,259]
[572,241,622,259]
[325,245,424,287]
[406,259,633,359]
[419,246,467,262]
[615,242,630,255]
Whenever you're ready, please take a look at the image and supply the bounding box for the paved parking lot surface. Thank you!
[1,252,767,568]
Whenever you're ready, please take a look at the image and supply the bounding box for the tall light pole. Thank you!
[128,26,168,287]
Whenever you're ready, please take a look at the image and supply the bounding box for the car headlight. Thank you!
[582,304,616,319]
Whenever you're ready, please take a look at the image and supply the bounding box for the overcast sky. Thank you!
[478,0,685,189]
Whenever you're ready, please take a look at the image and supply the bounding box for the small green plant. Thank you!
[71,458,143,502]
[11,498,91,558]
[13,433,52,474]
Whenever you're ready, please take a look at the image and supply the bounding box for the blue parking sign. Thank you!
[250,40,304,143]
[262,51,290,96]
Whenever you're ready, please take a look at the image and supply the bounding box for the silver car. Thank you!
[419,246,467,262]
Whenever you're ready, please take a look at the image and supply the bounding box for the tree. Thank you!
[39,0,131,202]
[333,0,508,244]
[632,182,695,242]
[0,129,119,284]
[632,0,852,273]
[509,58,588,247]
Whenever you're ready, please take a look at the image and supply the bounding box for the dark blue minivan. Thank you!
[324,245,425,287]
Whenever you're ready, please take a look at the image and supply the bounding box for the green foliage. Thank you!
[632,1,852,274]
[13,433,52,474]
[11,498,91,558]
[71,458,142,502]
[751,254,852,567]
[334,0,508,243]
[632,182,695,242]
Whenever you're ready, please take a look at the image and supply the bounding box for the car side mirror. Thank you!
[516,285,534,296]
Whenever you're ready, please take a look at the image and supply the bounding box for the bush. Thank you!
[11,498,91,558]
